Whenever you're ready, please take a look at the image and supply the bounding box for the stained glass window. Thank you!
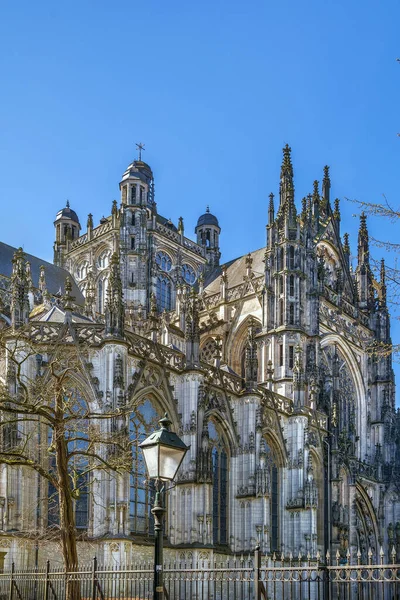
[156,276,172,311]
[155,251,172,272]
[181,264,196,285]
[129,400,162,534]
[209,421,228,546]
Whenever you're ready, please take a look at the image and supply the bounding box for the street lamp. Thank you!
[140,413,189,600]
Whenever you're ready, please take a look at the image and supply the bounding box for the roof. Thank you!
[55,205,80,225]
[196,210,219,229]
[37,305,92,323]
[204,247,265,293]
[156,214,178,232]
[0,241,84,305]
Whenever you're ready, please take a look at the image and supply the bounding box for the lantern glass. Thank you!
[159,445,186,481]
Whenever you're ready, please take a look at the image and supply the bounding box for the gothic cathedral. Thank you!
[0,145,399,567]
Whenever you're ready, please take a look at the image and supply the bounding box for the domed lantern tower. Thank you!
[195,206,221,271]
[53,201,81,267]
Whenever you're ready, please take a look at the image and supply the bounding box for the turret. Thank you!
[10,248,30,328]
[195,206,221,270]
[53,201,81,267]
[119,153,155,210]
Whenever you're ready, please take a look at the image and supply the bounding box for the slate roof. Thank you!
[0,242,84,305]
[204,247,265,293]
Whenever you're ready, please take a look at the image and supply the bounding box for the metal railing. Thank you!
[0,548,398,599]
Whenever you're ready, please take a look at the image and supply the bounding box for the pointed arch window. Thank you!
[289,275,295,297]
[288,246,295,270]
[259,440,279,553]
[208,421,228,546]
[156,276,172,311]
[155,251,172,272]
[129,399,163,534]
[289,303,294,325]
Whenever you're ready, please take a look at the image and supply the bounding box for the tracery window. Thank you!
[155,251,172,272]
[76,261,89,281]
[289,303,294,325]
[262,440,279,552]
[129,399,162,534]
[208,421,228,545]
[97,249,111,270]
[181,264,196,285]
[200,338,216,365]
[156,276,172,311]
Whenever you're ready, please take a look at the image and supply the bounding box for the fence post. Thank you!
[44,560,50,600]
[91,556,97,600]
[8,562,14,600]
[254,545,261,600]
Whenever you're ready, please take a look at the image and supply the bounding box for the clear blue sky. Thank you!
[0,1,399,394]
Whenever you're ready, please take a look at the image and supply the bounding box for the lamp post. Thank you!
[139,413,189,600]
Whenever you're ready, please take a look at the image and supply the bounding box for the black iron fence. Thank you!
[0,548,399,599]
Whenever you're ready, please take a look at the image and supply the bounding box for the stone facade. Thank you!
[0,146,399,569]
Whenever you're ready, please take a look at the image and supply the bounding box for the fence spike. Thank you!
[281,552,285,562]
[272,552,276,562]
[391,546,396,563]
[316,550,320,562]
[298,551,302,562]
[346,549,350,559]
[307,551,311,562]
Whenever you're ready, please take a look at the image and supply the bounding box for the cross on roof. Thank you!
[136,142,145,161]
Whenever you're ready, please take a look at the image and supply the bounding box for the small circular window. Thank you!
[155,251,172,272]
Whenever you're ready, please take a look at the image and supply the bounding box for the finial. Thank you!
[178,216,184,235]
[343,233,350,254]
[66,200,70,208]
[301,197,307,219]
[111,199,118,215]
[281,144,293,177]
[333,198,340,220]
[206,205,210,213]
[380,258,386,283]
[323,165,330,183]
[87,213,93,229]
[313,180,319,201]
[269,192,274,208]
[136,142,145,161]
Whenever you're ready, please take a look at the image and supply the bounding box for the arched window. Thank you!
[279,300,284,326]
[97,249,111,270]
[76,261,89,281]
[129,399,163,534]
[277,248,284,271]
[181,264,196,285]
[288,246,295,270]
[48,387,89,530]
[262,440,279,553]
[156,276,172,311]
[289,275,295,297]
[155,251,172,272]
[289,303,294,325]
[208,421,228,546]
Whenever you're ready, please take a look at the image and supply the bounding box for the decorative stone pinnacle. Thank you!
[313,180,319,200]
[343,232,350,254]
[87,213,93,229]
[281,144,293,177]
[333,198,340,220]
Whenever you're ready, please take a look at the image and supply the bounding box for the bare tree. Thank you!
[0,325,131,596]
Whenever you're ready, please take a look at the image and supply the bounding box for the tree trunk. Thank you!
[55,392,80,600]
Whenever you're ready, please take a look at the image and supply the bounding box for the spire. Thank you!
[268,192,275,224]
[358,212,370,266]
[279,144,295,212]
[312,180,320,227]
[105,253,125,338]
[84,269,96,319]
[38,265,47,295]
[244,317,258,390]
[185,289,200,367]
[322,165,331,206]
[380,258,387,306]
[343,233,350,265]
[63,277,75,323]
[10,248,30,328]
